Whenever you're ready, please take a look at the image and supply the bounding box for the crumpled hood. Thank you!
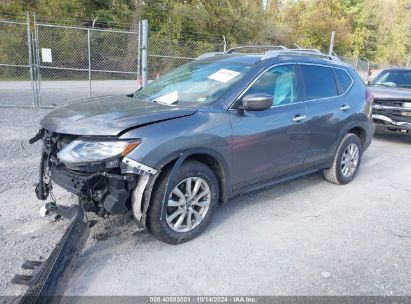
[40,95,198,136]
[369,86,411,100]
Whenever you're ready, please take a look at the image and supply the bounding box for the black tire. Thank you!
[147,160,219,245]
[323,133,363,185]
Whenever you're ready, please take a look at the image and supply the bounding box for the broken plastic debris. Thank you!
[321,271,331,278]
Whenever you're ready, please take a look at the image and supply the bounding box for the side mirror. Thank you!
[239,93,273,111]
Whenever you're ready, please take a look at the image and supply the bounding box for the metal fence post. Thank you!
[87,29,92,98]
[26,12,36,108]
[33,14,41,107]
[141,20,148,87]
[137,22,141,85]
[364,57,370,83]
[328,31,336,57]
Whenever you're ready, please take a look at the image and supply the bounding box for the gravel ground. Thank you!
[0,107,411,297]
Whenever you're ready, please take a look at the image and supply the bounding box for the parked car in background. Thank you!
[369,68,411,134]
[31,47,374,244]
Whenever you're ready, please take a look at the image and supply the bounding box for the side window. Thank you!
[300,65,338,100]
[334,68,353,92]
[245,65,298,106]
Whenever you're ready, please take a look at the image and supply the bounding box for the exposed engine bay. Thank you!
[30,128,159,228]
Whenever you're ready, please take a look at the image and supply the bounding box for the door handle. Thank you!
[292,114,306,123]
[340,104,350,111]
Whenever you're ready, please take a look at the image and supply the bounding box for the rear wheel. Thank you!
[323,133,363,185]
[147,160,219,244]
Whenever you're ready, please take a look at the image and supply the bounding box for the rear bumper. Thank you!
[372,114,411,133]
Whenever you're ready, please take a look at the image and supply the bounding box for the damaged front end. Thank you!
[30,129,158,229]
[372,100,411,133]
[13,130,160,301]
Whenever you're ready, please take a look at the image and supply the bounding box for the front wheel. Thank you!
[147,160,219,244]
[323,133,363,185]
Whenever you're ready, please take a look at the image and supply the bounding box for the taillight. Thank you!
[366,88,374,104]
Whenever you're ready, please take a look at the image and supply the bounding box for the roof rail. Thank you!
[226,45,288,54]
[287,48,322,54]
[260,49,342,62]
[195,46,288,60]
[195,46,343,64]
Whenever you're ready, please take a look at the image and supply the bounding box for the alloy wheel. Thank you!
[166,177,211,233]
[341,143,360,178]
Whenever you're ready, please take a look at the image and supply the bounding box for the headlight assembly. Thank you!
[57,140,140,164]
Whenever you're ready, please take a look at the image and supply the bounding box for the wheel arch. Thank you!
[337,122,368,149]
[138,148,230,230]
[346,126,367,148]
[154,148,230,204]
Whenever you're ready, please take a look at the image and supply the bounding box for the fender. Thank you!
[136,147,231,229]
[154,147,231,203]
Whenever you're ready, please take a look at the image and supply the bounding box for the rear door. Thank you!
[299,64,354,168]
[229,64,310,189]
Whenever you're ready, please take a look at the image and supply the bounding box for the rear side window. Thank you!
[334,68,353,92]
[300,65,338,100]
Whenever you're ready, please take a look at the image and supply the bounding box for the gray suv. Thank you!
[32,48,375,244]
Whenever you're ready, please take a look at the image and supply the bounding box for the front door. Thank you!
[229,64,309,189]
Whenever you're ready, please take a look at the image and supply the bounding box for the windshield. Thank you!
[133,61,252,105]
[371,70,411,89]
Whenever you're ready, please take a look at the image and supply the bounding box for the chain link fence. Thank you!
[0,15,35,107]
[0,14,140,108]
[0,15,376,108]
[340,56,370,83]
[148,33,225,79]
[34,23,140,107]
[148,37,372,83]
